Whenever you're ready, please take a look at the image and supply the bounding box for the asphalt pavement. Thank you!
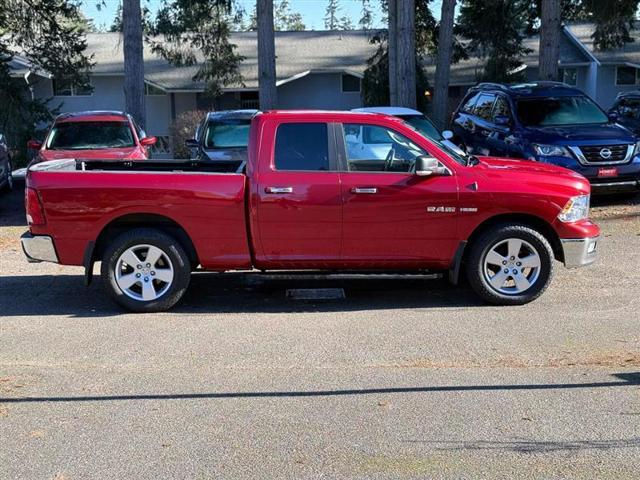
[1,182,639,479]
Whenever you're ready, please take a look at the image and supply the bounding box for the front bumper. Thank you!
[21,232,59,263]
[561,236,599,268]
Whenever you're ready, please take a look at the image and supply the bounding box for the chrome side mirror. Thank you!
[415,156,448,176]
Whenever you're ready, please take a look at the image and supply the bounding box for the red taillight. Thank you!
[25,188,46,226]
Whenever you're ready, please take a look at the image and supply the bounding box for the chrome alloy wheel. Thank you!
[483,238,542,295]
[115,244,174,301]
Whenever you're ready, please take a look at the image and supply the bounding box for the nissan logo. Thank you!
[599,148,612,159]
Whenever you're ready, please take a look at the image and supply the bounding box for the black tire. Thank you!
[101,228,191,312]
[465,224,554,305]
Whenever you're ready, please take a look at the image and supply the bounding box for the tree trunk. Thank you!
[388,0,398,106]
[122,0,146,128]
[432,0,456,129]
[257,0,277,110]
[396,0,416,109]
[539,0,561,81]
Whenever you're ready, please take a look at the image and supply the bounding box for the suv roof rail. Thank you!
[475,82,511,92]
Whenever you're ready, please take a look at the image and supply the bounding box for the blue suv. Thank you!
[451,82,640,193]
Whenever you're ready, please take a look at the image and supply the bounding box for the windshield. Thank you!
[397,115,443,140]
[204,120,251,149]
[400,118,471,166]
[516,96,608,127]
[46,121,135,150]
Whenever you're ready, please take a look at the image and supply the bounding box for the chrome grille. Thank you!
[575,144,633,165]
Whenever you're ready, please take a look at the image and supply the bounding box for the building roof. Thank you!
[565,22,640,66]
[85,30,378,92]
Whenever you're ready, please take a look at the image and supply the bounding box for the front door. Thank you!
[338,122,460,269]
[254,121,342,268]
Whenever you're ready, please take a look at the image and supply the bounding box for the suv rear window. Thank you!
[274,123,329,171]
[204,119,251,149]
[516,96,608,126]
[46,121,134,150]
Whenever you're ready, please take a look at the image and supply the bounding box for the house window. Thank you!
[616,66,638,86]
[560,67,577,86]
[240,91,260,109]
[342,74,361,93]
[52,78,92,96]
[145,83,166,96]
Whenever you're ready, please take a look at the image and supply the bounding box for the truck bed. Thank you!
[27,159,252,269]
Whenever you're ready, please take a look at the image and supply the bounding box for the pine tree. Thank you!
[324,0,340,30]
[359,0,373,30]
[150,0,243,98]
[339,16,354,30]
[456,0,531,82]
[275,0,305,31]
[582,0,639,50]
[0,0,92,164]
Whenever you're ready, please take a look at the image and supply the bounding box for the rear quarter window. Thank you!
[274,123,329,171]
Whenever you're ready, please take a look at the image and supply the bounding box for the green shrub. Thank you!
[169,110,207,159]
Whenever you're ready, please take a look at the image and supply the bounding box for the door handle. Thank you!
[351,187,377,194]
[265,186,293,194]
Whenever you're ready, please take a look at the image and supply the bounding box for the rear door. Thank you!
[253,121,343,268]
[486,94,513,157]
[337,122,460,268]
[470,93,497,155]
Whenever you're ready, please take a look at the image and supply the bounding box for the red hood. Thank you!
[476,156,590,195]
[37,147,142,161]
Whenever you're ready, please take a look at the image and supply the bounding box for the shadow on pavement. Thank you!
[410,437,640,454]
[0,180,26,227]
[1,372,638,404]
[0,271,485,317]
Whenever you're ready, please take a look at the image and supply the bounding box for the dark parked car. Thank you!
[186,110,259,172]
[451,82,640,193]
[0,133,13,192]
[608,91,640,135]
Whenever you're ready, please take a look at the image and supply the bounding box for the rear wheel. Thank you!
[466,224,554,305]
[101,228,191,312]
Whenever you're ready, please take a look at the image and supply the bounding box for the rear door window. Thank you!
[274,123,330,171]
[461,93,481,113]
[473,94,497,120]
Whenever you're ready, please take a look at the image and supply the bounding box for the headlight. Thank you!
[532,143,569,157]
[633,140,640,156]
[558,194,590,223]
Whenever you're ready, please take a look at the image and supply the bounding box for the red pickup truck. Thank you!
[21,111,600,312]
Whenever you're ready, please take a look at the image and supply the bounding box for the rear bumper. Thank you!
[561,236,599,268]
[21,232,59,263]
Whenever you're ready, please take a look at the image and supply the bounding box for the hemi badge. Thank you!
[460,207,478,213]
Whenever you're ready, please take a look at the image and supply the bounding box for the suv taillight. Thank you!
[25,188,46,226]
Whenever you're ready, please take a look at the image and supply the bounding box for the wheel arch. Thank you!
[450,213,563,284]
[465,213,563,262]
[86,213,200,284]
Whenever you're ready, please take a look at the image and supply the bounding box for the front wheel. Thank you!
[466,224,555,305]
[101,228,191,312]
